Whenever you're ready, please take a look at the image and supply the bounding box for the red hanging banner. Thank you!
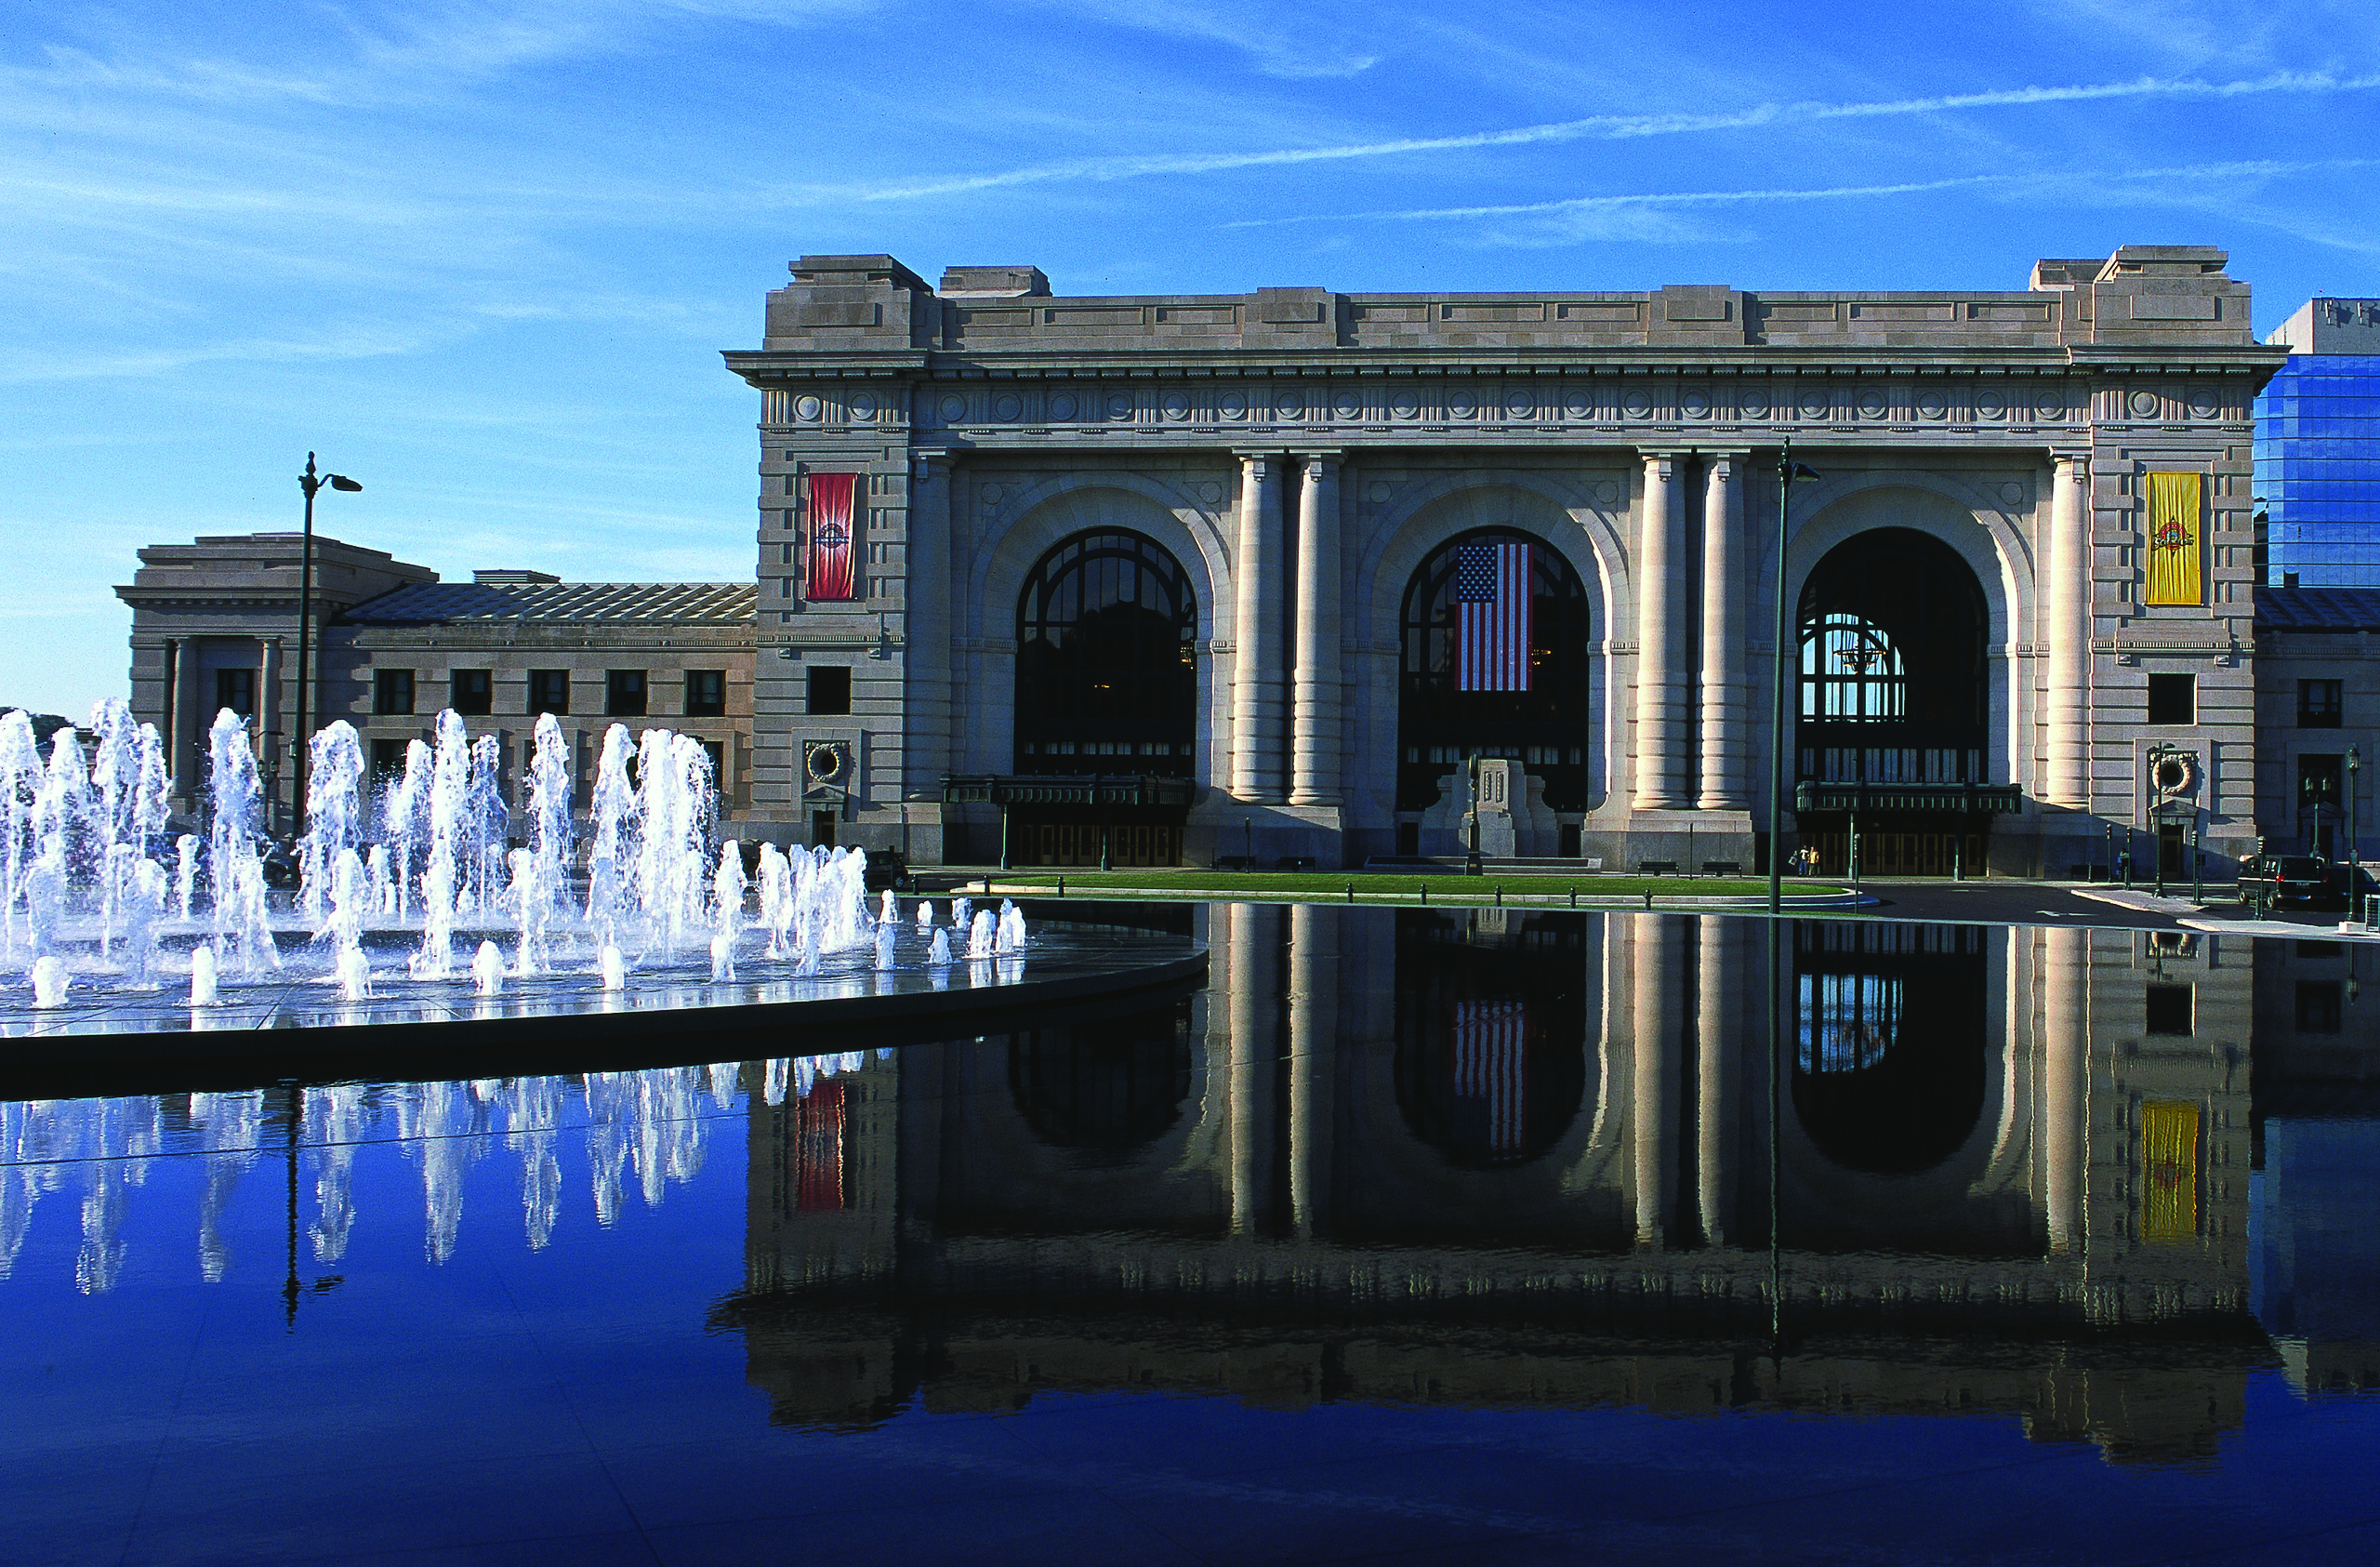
[805,472,859,601]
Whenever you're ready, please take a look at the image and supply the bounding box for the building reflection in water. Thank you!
[720,906,2299,1465]
[4,907,2373,1466]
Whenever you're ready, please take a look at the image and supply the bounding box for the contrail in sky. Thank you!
[1222,158,2380,228]
[818,70,2380,204]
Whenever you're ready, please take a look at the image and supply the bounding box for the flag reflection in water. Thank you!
[1449,997,1529,1161]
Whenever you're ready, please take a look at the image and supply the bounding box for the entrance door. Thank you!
[1798,814,1987,876]
[1008,809,1184,867]
[811,810,836,849]
[2159,825,2186,880]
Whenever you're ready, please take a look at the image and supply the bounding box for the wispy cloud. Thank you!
[1037,2,1380,78]
[1223,159,2380,248]
[793,69,2380,204]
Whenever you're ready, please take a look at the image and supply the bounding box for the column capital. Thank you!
[909,447,956,480]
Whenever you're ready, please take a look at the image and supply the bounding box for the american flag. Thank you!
[793,1080,846,1211]
[1455,539,1532,691]
[806,472,859,601]
[1451,997,1527,1158]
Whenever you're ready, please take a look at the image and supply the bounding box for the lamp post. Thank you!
[1766,445,1821,917]
[292,454,362,839]
[2349,746,2363,881]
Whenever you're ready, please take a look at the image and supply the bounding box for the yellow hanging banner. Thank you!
[2145,471,2204,606]
[2140,1099,2201,1242]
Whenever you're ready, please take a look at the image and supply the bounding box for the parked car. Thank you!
[2248,855,2337,910]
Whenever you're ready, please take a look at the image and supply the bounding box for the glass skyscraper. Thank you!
[2256,298,2380,587]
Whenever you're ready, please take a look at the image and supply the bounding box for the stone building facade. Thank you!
[726,246,2284,873]
[118,244,2296,872]
[2252,587,2380,861]
[115,534,756,830]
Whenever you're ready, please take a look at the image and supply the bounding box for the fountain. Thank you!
[205,710,278,976]
[1,698,1198,1053]
[299,722,366,925]
[189,946,218,1007]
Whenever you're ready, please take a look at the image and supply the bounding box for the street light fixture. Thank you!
[292,453,362,838]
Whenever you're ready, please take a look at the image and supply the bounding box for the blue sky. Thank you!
[6,0,2379,718]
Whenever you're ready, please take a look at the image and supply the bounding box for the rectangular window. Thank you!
[2144,983,2194,1037]
[605,670,647,717]
[214,668,255,716]
[685,670,727,717]
[2296,980,2343,1034]
[2299,678,2344,727]
[369,737,410,779]
[2146,673,2194,725]
[806,666,852,716]
[373,669,415,716]
[528,670,570,716]
[449,669,494,716]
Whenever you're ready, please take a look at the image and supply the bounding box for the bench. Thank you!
[1638,859,1680,877]
[1700,860,1741,878]
[1213,855,1256,871]
[1274,856,1317,871]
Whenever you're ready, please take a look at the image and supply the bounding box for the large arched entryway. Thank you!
[1009,528,1197,866]
[1794,528,1995,875]
[1396,529,1593,850]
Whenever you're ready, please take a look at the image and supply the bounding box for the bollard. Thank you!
[1057,876,1064,897]
[1568,887,1577,907]
[1496,886,1503,907]
[1421,883,1428,904]
[1346,883,1355,903]
[984,876,993,896]
[1643,889,1654,911]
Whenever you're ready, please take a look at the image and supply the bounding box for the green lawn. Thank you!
[968,870,1848,899]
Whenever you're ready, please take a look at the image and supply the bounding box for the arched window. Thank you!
[1015,530,1197,777]
[1796,529,1986,786]
[1801,612,1906,723]
[1398,530,1591,811]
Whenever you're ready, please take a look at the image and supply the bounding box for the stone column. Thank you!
[1633,454,1687,810]
[1288,903,1337,1237]
[1696,914,1738,1246]
[169,638,200,801]
[1290,453,1342,806]
[1633,913,1681,1247]
[256,638,283,830]
[904,450,955,797]
[2043,924,2089,1255]
[1231,453,1287,803]
[1698,455,1747,809]
[1227,901,1281,1234]
[2045,454,2092,809]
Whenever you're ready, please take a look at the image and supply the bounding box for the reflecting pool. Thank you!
[6,907,2379,1566]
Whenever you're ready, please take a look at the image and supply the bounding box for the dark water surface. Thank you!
[6,906,2379,1566]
